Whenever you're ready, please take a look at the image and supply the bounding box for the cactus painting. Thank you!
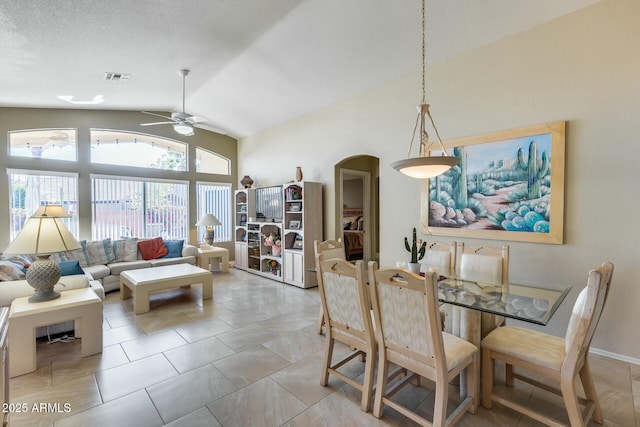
[422,121,565,244]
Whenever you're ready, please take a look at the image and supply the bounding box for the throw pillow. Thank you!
[58,260,84,276]
[112,238,139,262]
[137,237,168,260]
[62,241,90,267]
[162,240,184,258]
[85,238,115,266]
[0,261,26,281]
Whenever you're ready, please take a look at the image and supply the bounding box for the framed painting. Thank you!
[420,121,565,244]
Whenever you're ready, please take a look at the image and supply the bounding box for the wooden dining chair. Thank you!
[316,255,376,411]
[368,261,479,426]
[314,239,346,334]
[419,240,456,276]
[481,261,614,427]
[456,243,509,339]
[419,241,457,332]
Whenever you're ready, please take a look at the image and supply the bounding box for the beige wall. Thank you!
[239,0,640,360]
[0,108,238,253]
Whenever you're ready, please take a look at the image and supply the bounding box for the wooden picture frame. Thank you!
[288,220,301,230]
[421,121,565,244]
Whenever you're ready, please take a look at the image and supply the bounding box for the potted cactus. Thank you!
[404,227,426,273]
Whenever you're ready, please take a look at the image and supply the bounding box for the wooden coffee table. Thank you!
[120,264,213,314]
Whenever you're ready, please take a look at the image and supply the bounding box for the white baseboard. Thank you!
[591,347,640,366]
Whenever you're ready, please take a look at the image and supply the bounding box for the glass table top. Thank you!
[438,278,571,325]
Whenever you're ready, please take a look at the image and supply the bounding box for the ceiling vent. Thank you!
[104,72,130,81]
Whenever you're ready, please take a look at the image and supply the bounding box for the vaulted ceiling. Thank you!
[0,0,602,138]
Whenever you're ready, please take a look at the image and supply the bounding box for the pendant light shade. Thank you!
[392,0,459,179]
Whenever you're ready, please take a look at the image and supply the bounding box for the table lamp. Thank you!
[195,213,221,245]
[3,205,81,302]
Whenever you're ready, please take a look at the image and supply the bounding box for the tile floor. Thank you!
[7,269,640,426]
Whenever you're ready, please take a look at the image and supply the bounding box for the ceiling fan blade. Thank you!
[141,111,173,120]
[140,121,175,126]
[195,123,228,135]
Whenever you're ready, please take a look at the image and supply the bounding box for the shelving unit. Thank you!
[283,182,323,288]
[234,181,322,288]
[234,189,254,270]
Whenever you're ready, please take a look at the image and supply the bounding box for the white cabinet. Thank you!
[234,182,322,287]
[234,242,247,270]
[284,250,304,285]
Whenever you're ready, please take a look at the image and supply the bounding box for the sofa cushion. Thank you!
[56,240,91,267]
[107,260,152,276]
[83,264,111,280]
[138,237,168,260]
[58,260,84,276]
[112,238,139,262]
[85,238,115,265]
[162,240,184,258]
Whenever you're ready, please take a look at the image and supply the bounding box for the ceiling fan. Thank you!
[141,69,208,137]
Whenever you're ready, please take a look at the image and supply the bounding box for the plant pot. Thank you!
[407,262,420,274]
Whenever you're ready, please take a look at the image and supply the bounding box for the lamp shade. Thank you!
[196,214,221,228]
[391,156,460,179]
[3,216,81,255]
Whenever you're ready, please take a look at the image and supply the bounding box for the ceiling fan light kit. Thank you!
[140,69,208,137]
[392,0,459,179]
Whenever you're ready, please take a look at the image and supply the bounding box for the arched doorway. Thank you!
[334,155,379,262]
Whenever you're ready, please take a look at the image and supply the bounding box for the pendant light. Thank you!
[391,0,459,179]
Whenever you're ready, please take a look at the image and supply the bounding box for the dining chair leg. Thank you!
[560,374,584,427]
[320,336,334,386]
[433,377,448,426]
[360,349,376,412]
[505,363,514,387]
[468,352,479,413]
[316,308,324,335]
[373,354,389,419]
[579,358,603,423]
[481,348,494,409]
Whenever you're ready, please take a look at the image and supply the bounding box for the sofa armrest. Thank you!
[182,244,198,257]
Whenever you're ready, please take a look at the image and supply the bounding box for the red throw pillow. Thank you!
[137,237,168,260]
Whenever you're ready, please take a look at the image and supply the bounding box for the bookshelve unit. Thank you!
[234,182,322,288]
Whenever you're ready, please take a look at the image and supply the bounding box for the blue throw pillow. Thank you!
[58,260,84,276]
[162,240,184,258]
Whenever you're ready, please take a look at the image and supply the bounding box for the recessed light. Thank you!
[57,95,105,105]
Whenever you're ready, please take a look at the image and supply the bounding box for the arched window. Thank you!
[90,129,187,171]
[9,129,77,161]
[196,147,230,175]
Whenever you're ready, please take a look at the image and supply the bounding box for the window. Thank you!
[9,129,77,161]
[7,169,79,240]
[196,147,230,175]
[91,175,189,241]
[90,129,187,171]
[196,182,231,242]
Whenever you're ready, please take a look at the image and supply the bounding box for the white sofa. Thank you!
[82,244,198,292]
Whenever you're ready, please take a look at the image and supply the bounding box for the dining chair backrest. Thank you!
[565,261,614,364]
[419,241,456,276]
[369,264,444,369]
[457,243,509,285]
[317,256,373,345]
[314,239,346,261]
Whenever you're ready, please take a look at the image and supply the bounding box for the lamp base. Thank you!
[203,230,214,245]
[28,288,61,303]
[25,255,62,303]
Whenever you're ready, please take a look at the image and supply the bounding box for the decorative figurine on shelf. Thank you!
[404,227,426,274]
[240,175,254,189]
[295,166,303,182]
[262,232,282,257]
